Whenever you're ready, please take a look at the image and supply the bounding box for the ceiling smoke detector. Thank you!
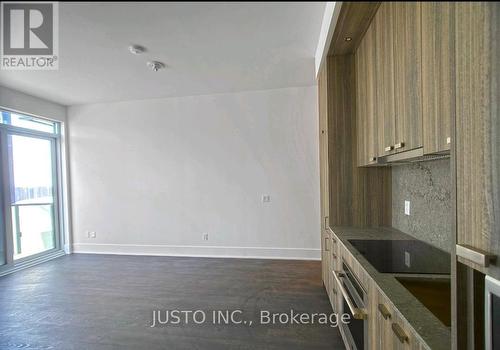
[147,61,165,72]
[129,45,146,55]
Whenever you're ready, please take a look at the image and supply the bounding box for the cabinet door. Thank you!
[390,313,415,350]
[455,2,500,277]
[321,233,329,288]
[364,21,379,165]
[393,2,423,153]
[355,32,368,167]
[376,296,394,349]
[318,64,331,286]
[421,2,454,155]
[356,18,379,166]
[375,2,396,157]
[358,22,378,165]
[331,236,341,312]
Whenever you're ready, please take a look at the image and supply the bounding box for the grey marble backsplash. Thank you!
[391,158,452,253]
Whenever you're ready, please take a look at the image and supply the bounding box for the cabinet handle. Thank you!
[332,271,367,320]
[369,157,377,162]
[324,216,329,228]
[324,237,329,252]
[378,304,392,320]
[384,145,394,152]
[394,142,405,150]
[456,244,496,267]
[391,323,409,344]
[332,287,337,295]
[446,137,451,144]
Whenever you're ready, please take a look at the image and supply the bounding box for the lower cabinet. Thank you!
[324,230,340,311]
[370,290,422,350]
[369,286,391,349]
[328,231,429,350]
[330,232,340,312]
[321,232,331,292]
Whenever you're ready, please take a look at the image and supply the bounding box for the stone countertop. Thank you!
[330,226,451,350]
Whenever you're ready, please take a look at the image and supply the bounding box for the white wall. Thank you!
[69,86,320,259]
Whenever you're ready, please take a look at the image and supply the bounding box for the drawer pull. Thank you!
[394,142,405,150]
[456,244,496,267]
[391,323,409,344]
[384,145,394,152]
[378,304,392,320]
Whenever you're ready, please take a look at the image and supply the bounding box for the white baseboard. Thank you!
[72,243,320,260]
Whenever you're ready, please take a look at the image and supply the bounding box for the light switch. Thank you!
[262,195,271,203]
[404,251,411,268]
[404,201,410,216]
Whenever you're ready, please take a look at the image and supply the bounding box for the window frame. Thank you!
[0,107,65,275]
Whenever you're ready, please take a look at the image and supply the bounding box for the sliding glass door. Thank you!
[0,109,61,271]
[9,134,58,260]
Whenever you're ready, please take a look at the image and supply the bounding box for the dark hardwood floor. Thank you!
[0,254,344,350]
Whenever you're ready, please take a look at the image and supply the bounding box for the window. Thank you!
[0,109,62,270]
[0,110,59,134]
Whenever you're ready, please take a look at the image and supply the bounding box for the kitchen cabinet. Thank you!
[374,2,396,158]
[421,2,454,154]
[373,293,394,349]
[321,232,330,292]
[455,2,500,278]
[364,1,423,160]
[356,16,378,167]
[332,229,431,349]
[393,1,423,153]
[328,231,339,310]
[319,63,331,287]
[374,1,423,157]
[368,285,428,350]
[355,30,367,167]
[357,2,455,164]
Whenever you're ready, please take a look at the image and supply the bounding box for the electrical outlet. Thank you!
[87,231,96,239]
[202,233,209,241]
[404,251,411,268]
[262,195,271,203]
[404,200,410,216]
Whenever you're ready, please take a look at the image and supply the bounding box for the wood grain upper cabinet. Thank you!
[374,2,396,157]
[393,2,423,153]
[455,2,500,278]
[421,2,455,154]
[356,18,378,166]
[355,34,367,167]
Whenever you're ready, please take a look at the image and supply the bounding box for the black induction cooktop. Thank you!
[348,239,451,274]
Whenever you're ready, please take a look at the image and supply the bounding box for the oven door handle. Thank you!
[332,271,367,320]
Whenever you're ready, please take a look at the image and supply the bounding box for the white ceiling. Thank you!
[0,2,325,106]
